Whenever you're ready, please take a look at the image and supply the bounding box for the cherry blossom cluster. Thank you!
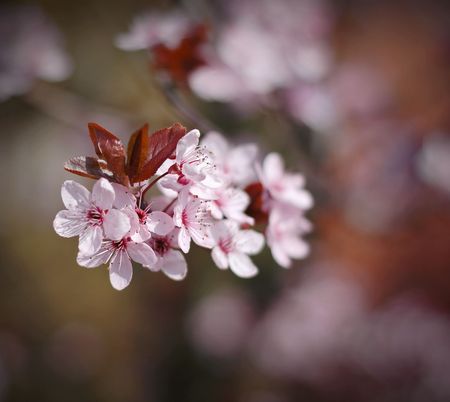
[54,123,312,290]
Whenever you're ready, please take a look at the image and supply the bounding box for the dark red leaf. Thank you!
[88,123,129,186]
[245,182,269,225]
[133,123,187,182]
[152,24,208,83]
[126,124,150,184]
[64,156,114,181]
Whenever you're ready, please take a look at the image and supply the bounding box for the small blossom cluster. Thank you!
[54,123,312,290]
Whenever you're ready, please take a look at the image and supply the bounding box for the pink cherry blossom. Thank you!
[158,129,222,199]
[266,206,312,268]
[173,189,214,253]
[257,152,313,210]
[111,183,174,242]
[210,220,264,278]
[146,229,187,281]
[210,187,254,225]
[201,131,258,187]
[77,236,157,290]
[0,5,73,101]
[53,179,131,255]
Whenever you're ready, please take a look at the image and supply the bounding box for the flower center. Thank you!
[135,208,147,224]
[219,236,234,254]
[87,206,104,226]
[152,237,170,256]
[181,209,189,226]
[112,237,129,251]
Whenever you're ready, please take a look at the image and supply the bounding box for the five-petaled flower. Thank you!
[210,220,264,278]
[53,178,131,255]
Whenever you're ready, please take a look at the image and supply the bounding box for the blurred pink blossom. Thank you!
[0,5,73,101]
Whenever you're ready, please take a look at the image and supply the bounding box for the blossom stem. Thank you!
[163,198,177,213]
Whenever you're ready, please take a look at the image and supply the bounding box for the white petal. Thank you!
[61,180,90,210]
[131,225,151,242]
[189,225,214,249]
[228,252,259,278]
[160,250,187,281]
[282,189,314,210]
[263,153,284,183]
[211,246,228,269]
[178,227,191,253]
[127,242,157,267]
[210,202,224,220]
[111,183,136,209]
[53,210,86,238]
[270,243,292,268]
[234,230,265,255]
[182,163,205,182]
[282,237,310,260]
[109,251,133,290]
[78,226,103,255]
[103,209,131,240]
[176,129,200,162]
[91,178,115,210]
[77,247,112,268]
[147,211,175,236]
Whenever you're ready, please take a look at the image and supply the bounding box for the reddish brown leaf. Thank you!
[152,24,208,83]
[88,123,129,186]
[245,182,269,225]
[133,123,187,182]
[64,156,114,181]
[126,124,150,184]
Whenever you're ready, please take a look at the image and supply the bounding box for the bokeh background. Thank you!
[1,0,450,401]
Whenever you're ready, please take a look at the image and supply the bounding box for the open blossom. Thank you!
[266,206,312,268]
[112,184,174,242]
[53,179,131,255]
[77,236,157,291]
[201,131,258,187]
[158,129,222,199]
[147,229,187,281]
[210,187,254,225]
[257,152,313,210]
[173,189,213,253]
[210,220,264,278]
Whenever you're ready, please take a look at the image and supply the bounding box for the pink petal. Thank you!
[103,209,131,240]
[147,211,175,236]
[160,250,187,281]
[109,251,133,290]
[263,153,284,183]
[111,183,136,209]
[91,178,115,210]
[78,225,103,255]
[178,227,191,253]
[127,242,157,267]
[270,243,292,268]
[211,246,228,269]
[234,230,264,255]
[176,129,200,162]
[189,225,214,249]
[61,180,90,210]
[77,246,112,268]
[53,210,86,238]
[228,252,258,278]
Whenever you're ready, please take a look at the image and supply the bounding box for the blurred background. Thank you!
[1,0,450,401]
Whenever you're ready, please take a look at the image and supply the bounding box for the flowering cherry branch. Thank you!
[54,123,313,290]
